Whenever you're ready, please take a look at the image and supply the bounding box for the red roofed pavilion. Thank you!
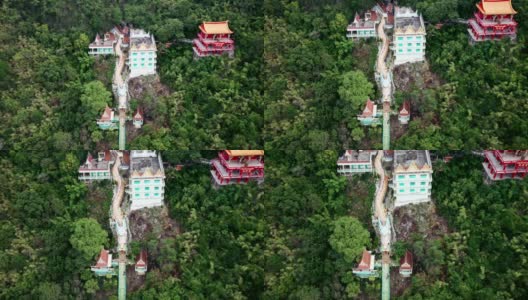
[357,99,381,126]
[193,21,235,58]
[399,250,413,277]
[135,250,148,275]
[399,101,410,124]
[352,250,377,278]
[468,0,517,42]
[210,150,264,186]
[133,107,144,128]
[361,99,376,117]
[97,105,118,130]
[91,249,115,276]
[483,150,528,181]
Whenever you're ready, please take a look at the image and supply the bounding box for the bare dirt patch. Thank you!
[127,206,181,292]
[393,201,448,242]
[128,75,171,101]
[129,206,180,241]
[391,201,449,296]
[393,61,441,93]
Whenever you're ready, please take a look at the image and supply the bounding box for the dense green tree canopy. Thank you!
[69,218,109,260]
[329,216,371,263]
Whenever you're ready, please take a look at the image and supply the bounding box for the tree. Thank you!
[69,218,108,260]
[155,18,184,42]
[80,81,112,120]
[338,70,374,112]
[329,216,371,264]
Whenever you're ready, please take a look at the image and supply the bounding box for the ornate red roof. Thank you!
[104,32,116,42]
[356,250,372,271]
[399,101,410,116]
[94,249,110,268]
[367,11,378,22]
[360,99,376,117]
[477,0,516,15]
[122,151,130,166]
[104,150,112,161]
[354,13,360,23]
[100,106,113,121]
[199,21,233,35]
[136,250,147,267]
[133,107,144,121]
[400,250,413,270]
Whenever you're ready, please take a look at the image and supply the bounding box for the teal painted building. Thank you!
[358,99,382,126]
[133,107,144,129]
[392,151,433,207]
[392,7,426,65]
[353,250,378,278]
[91,249,117,276]
[89,33,117,56]
[78,151,114,181]
[128,29,157,78]
[127,151,165,211]
[97,106,119,130]
[135,250,148,275]
[337,150,376,175]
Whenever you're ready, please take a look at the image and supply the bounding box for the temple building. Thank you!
[337,150,376,175]
[91,249,116,276]
[193,21,235,58]
[127,151,165,210]
[392,150,433,207]
[358,99,382,126]
[392,7,426,65]
[398,101,410,124]
[347,11,379,40]
[483,150,528,181]
[89,32,117,55]
[210,150,264,186]
[97,106,119,130]
[399,250,413,277]
[128,29,157,78]
[135,250,148,275]
[133,107,144,129]
[78,151,114,181]
[468,0,517,42]
[353,250,377,278]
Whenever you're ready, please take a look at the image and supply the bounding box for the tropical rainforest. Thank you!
[1,0,528,299]
[2,150,527,299]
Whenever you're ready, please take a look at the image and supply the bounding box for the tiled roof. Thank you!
[133,107,143,121]
[400,250,413,270]
[136,250,147,267]
[356,250,372,270]
[360,99,376,117]
[200,21,233,34]
[478,0,517,15]
[225,150,264,157]
[399,101,410,116]
[100,106,113,121]
[94,249,109,268]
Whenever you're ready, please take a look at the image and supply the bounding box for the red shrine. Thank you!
[468,0,517,42]
[483,150,528,181]
[210,150,264,186]
[193,21,235,58]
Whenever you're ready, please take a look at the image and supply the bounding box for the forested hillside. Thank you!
[1,0,528,299]
[263,0,528,150]
[0,0,263,150]
[402,155,528,299]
